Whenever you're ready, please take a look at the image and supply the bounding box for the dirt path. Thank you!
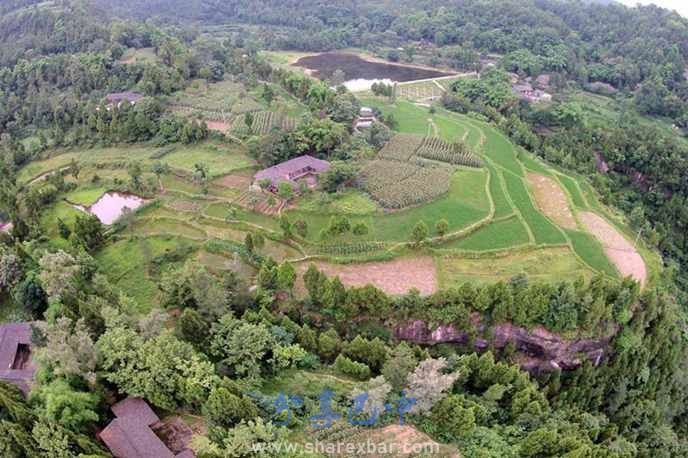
[579,211,647,285]
[527,173,577,229]
[296,257,437,295]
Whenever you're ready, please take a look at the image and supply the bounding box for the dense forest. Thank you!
[0,0,687,457]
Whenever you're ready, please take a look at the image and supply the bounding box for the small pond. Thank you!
[293,52,454,90]
[73,192,146,225]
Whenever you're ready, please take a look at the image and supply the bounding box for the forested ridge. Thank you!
[0,0,687,457]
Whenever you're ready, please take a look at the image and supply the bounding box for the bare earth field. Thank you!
[340,425,458,458]
[527,172,577,230]
[205,120,231,132]
[578,211,647,284]
[296,257,437,295]
[213,173,252,189]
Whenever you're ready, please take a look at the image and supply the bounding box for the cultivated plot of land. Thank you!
[527,172,577,230]
[578,212,647,284]
[296,257,437,295]
[337,425,458,458]
[363,132,482,209]
[437,247,594,286]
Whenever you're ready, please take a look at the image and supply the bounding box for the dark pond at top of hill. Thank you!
[293,52,454,83]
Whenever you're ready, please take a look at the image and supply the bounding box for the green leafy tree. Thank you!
[382,343,418,391]
[34,379,99,431]
[436,218,449,237]
[176,308,209,348]
[317,329,341,362]
[276,262,296,292]
[411,220,429,246]
[72,214,104,252]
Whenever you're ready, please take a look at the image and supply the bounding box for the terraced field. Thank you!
[356,98,650,287]
[25,95,651,300]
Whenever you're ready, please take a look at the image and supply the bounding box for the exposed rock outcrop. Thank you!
[394,320,617,373]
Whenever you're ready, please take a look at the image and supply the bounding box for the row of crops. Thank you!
[315,241,388,256]
[378,134,424,161]
[395,80,445,101]
[229,111,298,136]
[360,159,452,208]
[379,133,482,168]
[415,136,483,167]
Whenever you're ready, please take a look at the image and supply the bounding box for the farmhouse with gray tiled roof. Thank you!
[253,155,330,192]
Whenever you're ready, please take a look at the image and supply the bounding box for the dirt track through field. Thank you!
[296,257,437,295]
[579,211,647,285]
[527,173,577,229]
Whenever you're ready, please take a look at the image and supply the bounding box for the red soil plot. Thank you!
[205,120,231,132]
[296,257,437,295]
[579,211,647,285]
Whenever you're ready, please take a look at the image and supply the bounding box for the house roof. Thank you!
[0,322,37,394]
[254,155,330,187]
[100,397,194,458]
[112,397,160,426]
[535,74,551,86]
[105,91,144,103]
[513,83,533,92]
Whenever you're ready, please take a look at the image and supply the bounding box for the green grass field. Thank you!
[286,167,490,243]
[501,171,567,245]
[442,216,530,251]
[566,229,619,276]
[437,246,593,286]
[485,163,513,219]
[163,144,254,176]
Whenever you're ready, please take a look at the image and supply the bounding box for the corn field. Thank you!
[360,159,451,208]
[415,136,483,167]
[378,133,424,161]
[229,111,298,136]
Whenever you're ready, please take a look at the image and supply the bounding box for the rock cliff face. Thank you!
[394,320,617,372]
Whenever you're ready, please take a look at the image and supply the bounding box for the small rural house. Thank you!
[253,155,330,193]
[512,83,552,103]
[104,91,144,109]
[0,322,37,394]
[99,397,194,458]
[353,106,376,130]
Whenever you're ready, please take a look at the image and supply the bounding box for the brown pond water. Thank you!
[293,52,454,90]
[74,192,146,225]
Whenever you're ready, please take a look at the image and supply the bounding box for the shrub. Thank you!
[333,355,371,380]
[352,223,369,236]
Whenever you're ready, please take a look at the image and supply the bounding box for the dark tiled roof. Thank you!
[112,397,160,426]
[105,92,144,103]
[0,322,37,394]
[100,397,194,458]
[254,155,330,187]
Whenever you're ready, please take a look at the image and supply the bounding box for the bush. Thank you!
[333,355,371,380]
[352,223,369,236]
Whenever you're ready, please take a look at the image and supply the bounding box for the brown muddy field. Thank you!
[293,52,454,82]
[327,425,459,458]
[579,211,647,285]
[527,172,577,230]
[296,257,437,295]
